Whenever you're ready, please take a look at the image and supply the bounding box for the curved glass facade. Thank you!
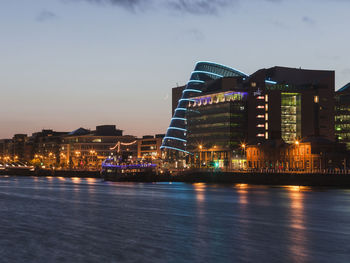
[161,61,249,153]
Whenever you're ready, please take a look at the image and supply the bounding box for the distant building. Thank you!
[0,139,12,158]
[30,129,69,167]
[137,134,165,160]
[335,83,350,149]
[59,125,136,169]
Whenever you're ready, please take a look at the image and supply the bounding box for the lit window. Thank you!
[257,96,264,100]
[251,82,256,87]
[257,115,264,118]
[265,132,268,139]
[265,113,268,120]
[314,96,319,103]
[257,124,264,128]
[265,104,268,111]
[265,95,268,102]
[265,122,268,130]
[257,105,264,109]
[256,134,265,137]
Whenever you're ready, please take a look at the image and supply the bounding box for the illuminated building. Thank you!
[249,66,335,143]
[246,137,347,171]
[137,134,164,160]
[186,77,248,169]
[30,129,68,167]
[164,62,336,170]
[335,83,350,149]
[162,61,249,155]
[59,125,136,169]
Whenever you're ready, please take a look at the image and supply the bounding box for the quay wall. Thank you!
[2,169,350,187]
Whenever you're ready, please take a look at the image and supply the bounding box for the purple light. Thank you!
[102,163,157,169]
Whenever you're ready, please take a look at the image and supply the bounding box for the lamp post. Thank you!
[241,144,246,170]
[198,145,202,168]
[295,140,299,171]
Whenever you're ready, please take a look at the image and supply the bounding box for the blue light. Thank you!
[167,127,187,132]
[163,136,187,142]
[183,89,202,93]
[102,163,157,169]
[191,70,223,78]
[195,61,250,77]
[188,80,205,84]
[171,117,186,121]
[265,80,277,85]
[175,108,187,111]
[160,145,192,154]
[179,98,195,102]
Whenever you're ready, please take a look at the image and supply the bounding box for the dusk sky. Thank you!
[1,0,349,138]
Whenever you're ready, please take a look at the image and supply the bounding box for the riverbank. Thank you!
[0,169,101,178]
[2,169,350,187]
[104,171,350,187]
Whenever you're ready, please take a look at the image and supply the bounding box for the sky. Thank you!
[0,0,350,138]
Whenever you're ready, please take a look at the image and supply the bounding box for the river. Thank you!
[0,175,350,262]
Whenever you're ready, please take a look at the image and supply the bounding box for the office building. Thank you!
[335,83,350,149]
[137,134,165,160]
[165,61,337,170]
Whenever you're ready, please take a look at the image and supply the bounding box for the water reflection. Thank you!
[71,177,81,184]
[287,186,308,262]
[86,178,97,184]
[193,183,206,203]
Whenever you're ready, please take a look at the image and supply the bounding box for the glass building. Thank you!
[186,90,248,169]
[335,83,350,149]
[161,61,249,154]
[281,93,301,143]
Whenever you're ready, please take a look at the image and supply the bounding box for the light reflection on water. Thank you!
[0,176,350,263]
[287,186,308,262]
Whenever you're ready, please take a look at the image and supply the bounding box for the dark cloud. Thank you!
[167,0,233,15]
[70,0,238,15]
[68,0,149,12]
[68,0,287,15]
[36,10,58,22]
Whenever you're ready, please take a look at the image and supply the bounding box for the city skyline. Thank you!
[1,0,350,138]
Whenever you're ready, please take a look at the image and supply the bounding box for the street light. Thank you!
[199,145,203,168]
[295,140,300,170]
[240,143,246,170]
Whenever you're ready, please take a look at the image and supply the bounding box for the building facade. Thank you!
[246,137,347,171]
[165,62,337,170]
[335,83,350,149]
[137,134,164,161]
[162,61,249,154]
[59,126,136,169]
[186,86,248,169]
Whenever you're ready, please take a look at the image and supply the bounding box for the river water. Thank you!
[0,176,350,262]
